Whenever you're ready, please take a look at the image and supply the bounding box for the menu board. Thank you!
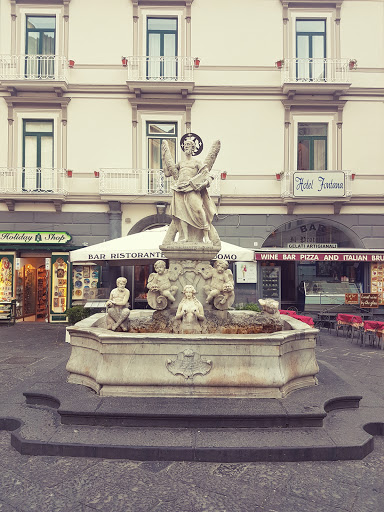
[345,293,359,305]
[360,293,379,309]
[261,266,280,301]
[370,262,384,305]
[72,265,99,300]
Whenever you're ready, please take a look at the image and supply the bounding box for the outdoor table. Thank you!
[293,314,315,327]
[279,309,297,317]
[336,313,363,341]
[363,320,384,349]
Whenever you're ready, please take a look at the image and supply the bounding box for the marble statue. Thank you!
[200,260,235,310]
[147,260,178,310]
[175,284,205,334]
[259,298,280,316]
[106,277,130,331]
[161,136,221,245]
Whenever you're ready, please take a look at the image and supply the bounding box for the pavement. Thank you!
[0,321,384,511]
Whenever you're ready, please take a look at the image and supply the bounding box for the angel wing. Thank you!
[161,140,178,179]
[202,140,221,172]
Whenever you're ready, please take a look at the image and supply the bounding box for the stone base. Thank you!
[66,314,319,399]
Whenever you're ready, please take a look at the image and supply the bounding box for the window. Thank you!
[296,19,326,81]
[147,121,177,193]
[25,16,56,78]
[23,120,54,191]
[297,123,327,171]
[147,18,178,80]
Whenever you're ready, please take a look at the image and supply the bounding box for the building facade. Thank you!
[0,0,383,320]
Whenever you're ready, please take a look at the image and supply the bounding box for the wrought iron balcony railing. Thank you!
[0,55,68,81]
[126,56,194,82]
[0,168,68,194]
[99,168,221,196]
[281,58,351,84]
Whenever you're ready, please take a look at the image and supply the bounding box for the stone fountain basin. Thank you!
[66,313,319,399]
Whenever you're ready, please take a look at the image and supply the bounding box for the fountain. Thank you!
[66,134,319,398]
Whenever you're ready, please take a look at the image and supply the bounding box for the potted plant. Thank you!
[194,57,200,68]
[220,171,227,180]
[122,56,128,66]
[275,59,284,69]
[68,60,75,68]
[349,59,357,70]
[94,170,100,178]
[66,170,73,178]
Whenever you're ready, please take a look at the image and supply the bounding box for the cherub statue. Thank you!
[105,277,130,331]
[200,260,235,310]
[161,135,221,245]
[147,260,178,310]
[174,285,205,334]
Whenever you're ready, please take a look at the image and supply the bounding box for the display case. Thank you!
[260,266,281,303]
[72,265,100,301]
[304,280,361,308]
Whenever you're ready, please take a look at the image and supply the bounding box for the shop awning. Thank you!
[70,227,254,263]
[254,250,384,262]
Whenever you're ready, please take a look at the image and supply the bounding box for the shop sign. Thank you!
[345,293,359,305]
[287,243,337,249]
[293,171,345,198]
[0,231,71,244]
[255,253,384,262]
[360,293,379,308]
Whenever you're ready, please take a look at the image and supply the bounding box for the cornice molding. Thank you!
[130,0,193,5]
[280,0,343,6]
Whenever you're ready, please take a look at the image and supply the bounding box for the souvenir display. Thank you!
[71,265,100,300]
[0,256,13,301]
[52,258,67,313]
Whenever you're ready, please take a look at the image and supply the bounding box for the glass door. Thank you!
[147,18,177,80]
[25,16,56,78]
[23,120,54,191]
[147,122,177,193]
[296,19,326,81]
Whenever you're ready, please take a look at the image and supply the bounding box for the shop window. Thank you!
[297,123,327,170]
[22,119,54,191]
[147,17,178,80]
[25,16,56,78]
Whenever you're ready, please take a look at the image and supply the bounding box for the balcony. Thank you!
[126,56,195,95]
[280,58,352,96]
[0,55,68,92]
[99,168,221,200]
[0,168,68,199]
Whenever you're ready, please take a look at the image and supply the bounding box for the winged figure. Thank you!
[161,137,221,246]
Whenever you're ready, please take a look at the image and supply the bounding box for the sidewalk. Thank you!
[0,322,384,512]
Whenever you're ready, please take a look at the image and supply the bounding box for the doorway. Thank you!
[16,257,49,321]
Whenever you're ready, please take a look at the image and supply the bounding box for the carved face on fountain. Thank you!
[116,277,127,290]
[215,260,228,274]
[154,260,166,275]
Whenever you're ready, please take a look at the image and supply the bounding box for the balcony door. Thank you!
[23,120,54,191]
[296,19,326,81]
[146,17,177,80]
[147,122,177,193]
[297,123,327,170]
[25,16,56,78]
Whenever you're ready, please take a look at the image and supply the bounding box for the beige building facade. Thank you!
[0,0,383,320]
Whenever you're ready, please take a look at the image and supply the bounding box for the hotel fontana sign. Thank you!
[293,171,345,197]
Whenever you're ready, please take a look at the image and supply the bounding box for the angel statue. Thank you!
[161,134,221,245]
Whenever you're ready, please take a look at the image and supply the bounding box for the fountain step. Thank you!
[9,407,373,462]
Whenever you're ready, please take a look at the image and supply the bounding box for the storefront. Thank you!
[255,219,384,314]
[0,230,74,322]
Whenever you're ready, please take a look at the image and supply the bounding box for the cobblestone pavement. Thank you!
[0,322,384,512]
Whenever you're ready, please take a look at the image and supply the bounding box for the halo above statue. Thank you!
[180,132,203,156]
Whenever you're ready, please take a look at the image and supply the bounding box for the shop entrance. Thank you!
[16,257,49,321]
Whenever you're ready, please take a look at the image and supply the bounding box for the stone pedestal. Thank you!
[160,242,221,311]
